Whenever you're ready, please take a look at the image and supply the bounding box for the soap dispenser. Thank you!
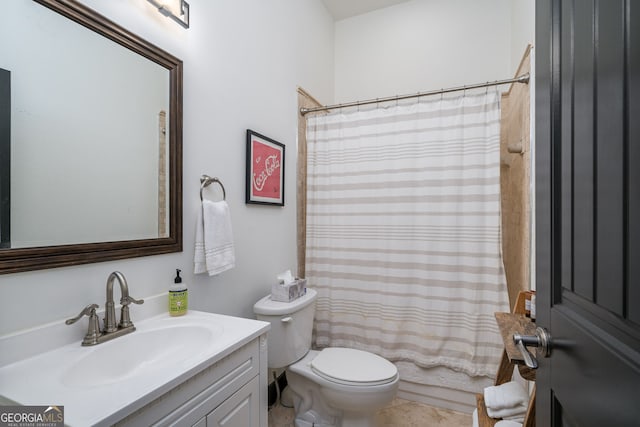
[169,269,188,316]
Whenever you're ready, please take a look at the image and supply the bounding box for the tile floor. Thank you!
[268,397,472,427]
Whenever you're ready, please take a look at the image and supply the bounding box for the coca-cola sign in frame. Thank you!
[245,129,285,206]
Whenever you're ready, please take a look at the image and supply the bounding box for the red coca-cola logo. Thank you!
[252,140,281,198]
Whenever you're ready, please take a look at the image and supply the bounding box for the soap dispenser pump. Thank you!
[169,269,188,316]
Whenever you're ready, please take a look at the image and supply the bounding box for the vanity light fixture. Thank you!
[147,0,190,28]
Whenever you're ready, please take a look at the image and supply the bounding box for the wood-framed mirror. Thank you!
[0,0,183,274]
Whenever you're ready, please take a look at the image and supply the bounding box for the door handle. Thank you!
[514,339,538,368]
[513,326,552,369]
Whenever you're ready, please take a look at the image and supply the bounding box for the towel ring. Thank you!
[200,175,226,201]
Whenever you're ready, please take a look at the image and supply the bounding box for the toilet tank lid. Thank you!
[253,288,317,315]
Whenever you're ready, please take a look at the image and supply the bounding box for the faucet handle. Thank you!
[119,296,143,329]
[65,304,99,325]
[121,295,144,306]
[65,304,101,346]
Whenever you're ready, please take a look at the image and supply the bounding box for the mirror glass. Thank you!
[0,0,183,273]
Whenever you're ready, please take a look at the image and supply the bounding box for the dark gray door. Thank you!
[0,68,9,248]
[535,0,640,425]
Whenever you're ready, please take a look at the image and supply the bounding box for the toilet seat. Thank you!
[310,347,398,386]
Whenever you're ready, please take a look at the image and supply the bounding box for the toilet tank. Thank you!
[253,288,317,369]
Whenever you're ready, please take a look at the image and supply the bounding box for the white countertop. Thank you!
[0,310,269,426]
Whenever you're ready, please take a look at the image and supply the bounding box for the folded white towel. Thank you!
[484,381,529,411]
[194,200,235,276]
[486,404,527,420]
[495,421,523,427]
[503,413,526,423]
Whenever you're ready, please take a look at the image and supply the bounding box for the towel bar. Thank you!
[200,175,226,201]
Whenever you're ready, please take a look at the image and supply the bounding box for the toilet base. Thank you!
[294,409,336,427]
[280,386,294,408]
[286,350,398,427]
[289,374,339,427]
[293,409,379,427]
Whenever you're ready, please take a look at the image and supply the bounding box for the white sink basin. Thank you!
[0,310,268,426]
[63,323,219,388]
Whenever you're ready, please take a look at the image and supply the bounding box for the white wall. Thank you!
[333,0,531,104]
[0,0,334,336]
[510,0,536,75]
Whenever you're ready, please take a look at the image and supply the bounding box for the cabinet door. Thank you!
[206,376,259,427]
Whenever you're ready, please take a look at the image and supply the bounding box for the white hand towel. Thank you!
[194,204,206,274]
[194,200,235,276]
[495,421,523,427]
[484,381,529,411]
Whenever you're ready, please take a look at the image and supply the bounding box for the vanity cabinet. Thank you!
[0,309,269,427]
[115,335,267,427]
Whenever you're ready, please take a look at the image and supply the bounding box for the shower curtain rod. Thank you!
[300,73,530,116]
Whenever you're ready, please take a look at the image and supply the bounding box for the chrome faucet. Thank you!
[66,271,144,346]
[104,271,143,333]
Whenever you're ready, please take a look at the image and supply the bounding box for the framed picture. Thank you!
[246,129,285,206]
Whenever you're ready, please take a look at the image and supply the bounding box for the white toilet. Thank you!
[254,288,399,427]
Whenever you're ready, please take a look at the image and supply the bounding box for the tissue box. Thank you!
[271,278,307,302]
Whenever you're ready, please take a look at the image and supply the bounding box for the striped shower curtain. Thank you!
[305,91,509,377]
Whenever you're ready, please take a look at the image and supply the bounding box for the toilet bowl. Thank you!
[254,288,399,427]
[288,348,399,427]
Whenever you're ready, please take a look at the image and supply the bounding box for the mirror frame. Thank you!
[0,0,183,274]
